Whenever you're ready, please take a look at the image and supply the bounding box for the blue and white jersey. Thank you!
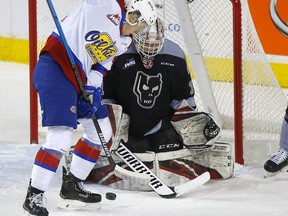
[41,0,131,92]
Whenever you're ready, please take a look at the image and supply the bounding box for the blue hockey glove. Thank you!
[77,86,102,119]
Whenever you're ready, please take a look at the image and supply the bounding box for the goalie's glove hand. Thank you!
[77,86,102,119]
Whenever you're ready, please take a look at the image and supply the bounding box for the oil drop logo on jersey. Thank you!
[85,30,118,63]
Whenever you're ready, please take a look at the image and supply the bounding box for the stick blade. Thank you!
[175,171,210,196]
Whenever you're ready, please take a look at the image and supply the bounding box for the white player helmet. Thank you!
[125,0,157,26]
[133,18,165,69]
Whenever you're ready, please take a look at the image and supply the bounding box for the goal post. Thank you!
[172,0,243,163]
[29,0,287,165]
[29,0,38,144]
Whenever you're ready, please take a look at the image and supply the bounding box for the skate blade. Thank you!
[280,166,288,174]
[263,169,279,178]
[264,166,288,178]
[57,198,101,211]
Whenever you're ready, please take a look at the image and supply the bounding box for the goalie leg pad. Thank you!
[155,148,209,187]
[207,141,234,179]
[78,141,233,191]
[156,142,233,184]
[87,151,155,191]
[106,103,130,152]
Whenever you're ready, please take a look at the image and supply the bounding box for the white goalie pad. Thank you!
[93,151,155,191]
[83,141,234,191]
[155,141,233,188]
[171,100,221,148]
[207,141,234,179]
[106,103,130,151]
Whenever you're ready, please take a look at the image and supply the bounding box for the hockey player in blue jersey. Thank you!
[22,0,157,215]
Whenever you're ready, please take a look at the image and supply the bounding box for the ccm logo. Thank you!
[159,143,181,149]
[168,23,181,32]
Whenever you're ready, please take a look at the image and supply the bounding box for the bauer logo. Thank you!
[85,31,117,64]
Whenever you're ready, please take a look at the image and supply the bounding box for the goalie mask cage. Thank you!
[29,0,287,164]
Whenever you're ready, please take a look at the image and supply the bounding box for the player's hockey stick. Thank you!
[115,140,211,198]
[46,0,149,183]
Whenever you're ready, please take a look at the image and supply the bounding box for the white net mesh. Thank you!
[156,0,287,142]
[36,0,82,55]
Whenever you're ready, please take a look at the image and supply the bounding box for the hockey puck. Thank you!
[105,192,117,200]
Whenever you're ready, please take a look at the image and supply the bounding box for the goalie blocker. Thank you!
[65,102,233,191]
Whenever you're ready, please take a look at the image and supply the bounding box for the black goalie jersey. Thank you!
[103,38,196,137]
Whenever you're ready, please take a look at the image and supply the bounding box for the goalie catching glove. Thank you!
[171,101,220,149]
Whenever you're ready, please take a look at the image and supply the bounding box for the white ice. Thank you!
[0,61,287,216]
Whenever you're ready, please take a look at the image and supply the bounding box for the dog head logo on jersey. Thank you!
[85,31,118,63]
[133,71,162,109]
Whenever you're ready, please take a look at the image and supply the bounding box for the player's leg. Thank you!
[81,104,151,188]
[23,53,77,215]
[264,107,288,174]
[59,110,112,209]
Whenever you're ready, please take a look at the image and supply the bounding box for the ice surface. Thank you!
[0,62,287,216]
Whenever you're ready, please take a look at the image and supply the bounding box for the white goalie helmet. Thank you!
[125,0,157,26]
[133,18,165,69]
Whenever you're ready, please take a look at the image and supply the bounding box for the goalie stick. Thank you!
[115,140,210,198]
[46,0,150,184]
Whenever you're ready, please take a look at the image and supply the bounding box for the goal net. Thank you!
[29,0,287,164]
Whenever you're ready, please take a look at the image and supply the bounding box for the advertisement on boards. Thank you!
[249,0,288,86]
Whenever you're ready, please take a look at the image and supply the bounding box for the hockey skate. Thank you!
[23,184,49,216]
[264,147,288,177]
[58,167,101,211]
